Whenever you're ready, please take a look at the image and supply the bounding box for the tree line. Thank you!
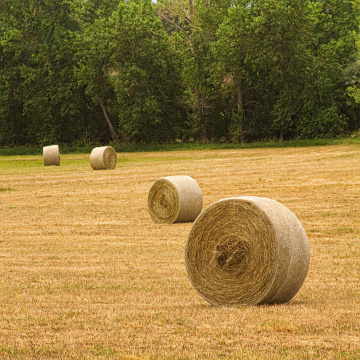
[1,0,360,147]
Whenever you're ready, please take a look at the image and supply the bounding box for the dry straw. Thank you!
[148,175,203,224]
[185,196,310,306]
[90,146,117,170]
[43,145,60,166]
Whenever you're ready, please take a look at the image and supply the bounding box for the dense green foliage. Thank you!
[1,0,360,146]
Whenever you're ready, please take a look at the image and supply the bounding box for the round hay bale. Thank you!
[90,146,117,170]
[148,175,203,224]
[43,145,60,166]
[185,196,310,306]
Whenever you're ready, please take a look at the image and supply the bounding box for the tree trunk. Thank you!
[237,75,244,144]
[99,99,120,144]
[279,128,284,142]
[79,89,87,127]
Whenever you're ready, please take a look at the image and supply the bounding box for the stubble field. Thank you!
[0,144,359,359]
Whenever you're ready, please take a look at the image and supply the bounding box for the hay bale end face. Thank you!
[148,175,203,224]
[90,146,117,170]
[185,196,310,306]
[43,145,60,166]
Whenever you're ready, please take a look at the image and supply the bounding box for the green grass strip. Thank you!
[0,136,359,156]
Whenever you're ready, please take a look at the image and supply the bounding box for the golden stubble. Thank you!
[0,145,359,359]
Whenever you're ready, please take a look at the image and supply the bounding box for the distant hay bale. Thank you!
[90,146,117,170]
[148,175,203,224]
[185,196,310,306]
[43,145,60,166]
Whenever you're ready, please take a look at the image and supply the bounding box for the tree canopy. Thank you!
[1,0,359,146]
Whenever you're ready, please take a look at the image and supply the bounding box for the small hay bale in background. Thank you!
[185,196,310,306]
[43,145,60,166]
[90,146,117,170]
[148,175,203,224]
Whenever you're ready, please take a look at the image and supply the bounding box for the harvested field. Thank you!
[0,144,359,359]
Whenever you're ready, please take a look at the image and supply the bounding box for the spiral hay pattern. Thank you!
[148,175,203,224]
[185,196,310,306]
[43,145,60,166]
[90,146,117,170]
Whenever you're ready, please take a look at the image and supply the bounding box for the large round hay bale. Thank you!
[43,145,60,166]
[90,146,117,170]
[148,175,203,224]
[185,196,310,306]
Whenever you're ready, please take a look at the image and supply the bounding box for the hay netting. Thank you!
[148,175,203,224]
[185,196,310,306]
[90,146,117,170]
[43,145,60,166]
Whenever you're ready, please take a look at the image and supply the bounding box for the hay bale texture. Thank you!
[43,145,60,166]
[148,175,203,224]
[185,196,310,306]
[90,146,117,170]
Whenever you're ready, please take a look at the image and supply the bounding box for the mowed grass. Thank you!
[0,144,359,360]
